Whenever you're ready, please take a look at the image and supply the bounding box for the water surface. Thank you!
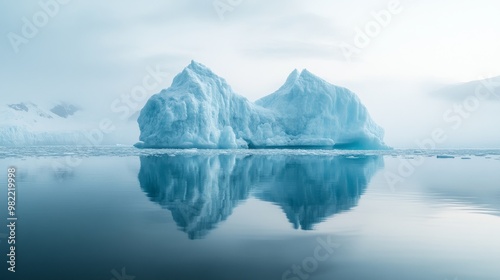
[0,147,499,280]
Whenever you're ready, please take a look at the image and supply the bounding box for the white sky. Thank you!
[1,0,499,148]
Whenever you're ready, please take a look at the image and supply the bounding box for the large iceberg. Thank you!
[137,61,387,149]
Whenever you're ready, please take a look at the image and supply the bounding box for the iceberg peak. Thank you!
[171,61,229,91]
[279,69,300,91]
[186,60,212,74]
[287,69,300,80]
[295,69,330,88]
[299,69,319,80]
[280,69,330,93]
[284,69,321,83]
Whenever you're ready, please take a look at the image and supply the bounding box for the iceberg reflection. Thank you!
[138,154,383,239]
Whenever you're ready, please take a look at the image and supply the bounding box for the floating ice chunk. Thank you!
[436,155,455,159]
[137,61,388,150]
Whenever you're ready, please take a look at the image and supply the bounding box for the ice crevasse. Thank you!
[136,61,388,149]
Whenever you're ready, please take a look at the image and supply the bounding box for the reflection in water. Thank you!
[255,156,383,230]
[138,154,383,239]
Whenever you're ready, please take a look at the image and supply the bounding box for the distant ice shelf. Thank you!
[0,102,89,146]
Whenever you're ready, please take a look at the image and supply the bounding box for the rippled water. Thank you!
[0,147,499,280]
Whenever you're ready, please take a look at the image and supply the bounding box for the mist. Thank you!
[1,0,500,148]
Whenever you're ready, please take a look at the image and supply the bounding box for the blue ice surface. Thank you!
[136,61,388,150]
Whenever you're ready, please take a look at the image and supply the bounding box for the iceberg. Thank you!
[137,61,387,149]
[256,69,386,149]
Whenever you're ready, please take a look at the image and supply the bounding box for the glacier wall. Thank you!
[0,102,90,146]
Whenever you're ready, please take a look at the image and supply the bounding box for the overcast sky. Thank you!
[1,0,499,148]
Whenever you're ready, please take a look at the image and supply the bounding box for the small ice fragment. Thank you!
[436,155,455,159]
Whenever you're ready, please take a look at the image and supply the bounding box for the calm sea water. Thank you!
[1,147,500,280]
